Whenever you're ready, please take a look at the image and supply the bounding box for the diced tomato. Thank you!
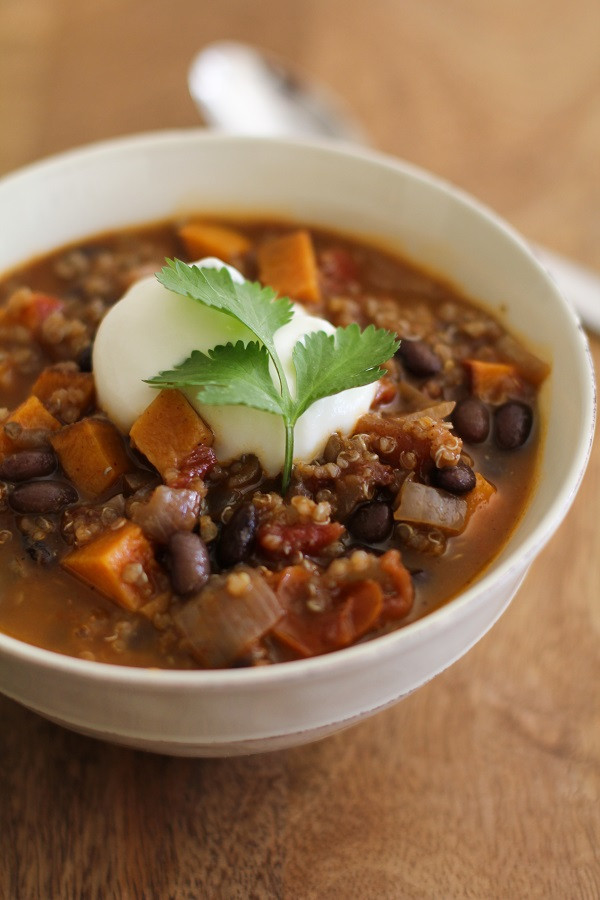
[0,292,64,334]
[333,580,384,643]
[26,293,64,328]
[169,444,217,488]
[258,521,345,558]
[272,566,384,657]
[373,376,397,407]
[271,566,317,656]
[379,549,414,621]
[318,247,360,292]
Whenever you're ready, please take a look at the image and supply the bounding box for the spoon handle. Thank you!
[532,244,600,334]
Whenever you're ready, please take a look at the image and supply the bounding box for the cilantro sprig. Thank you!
[146,261,399,492]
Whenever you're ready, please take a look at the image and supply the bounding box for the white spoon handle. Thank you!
[532,244,600,334]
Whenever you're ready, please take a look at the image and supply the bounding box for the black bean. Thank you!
[494,401,533,450]
[452,397,490,443]
[396,339,442,377]
[1,423,52,450]
[217,502,258,568]
[0,449,57,482]
[168,531,210,595]
[9,480,78,514]
[347,501,393,544]
[77,343,93,372]
[433,462,477,494]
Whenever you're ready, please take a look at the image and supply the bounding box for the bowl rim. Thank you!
[0,129,595,688]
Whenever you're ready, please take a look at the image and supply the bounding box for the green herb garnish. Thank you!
[146,261,399,492]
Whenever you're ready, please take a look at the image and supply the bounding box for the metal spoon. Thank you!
[189,40,600,333]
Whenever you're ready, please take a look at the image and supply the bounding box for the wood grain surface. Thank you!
[1,1,599,897]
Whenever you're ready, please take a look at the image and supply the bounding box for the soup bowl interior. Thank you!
[0,132,594,755]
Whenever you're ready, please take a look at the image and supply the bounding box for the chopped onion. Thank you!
[400,401,455,424]
[394,479,467,534]
[130,485,201,543]
[397,381,434,412]
[496,334,551,386]
[173,568,283,667]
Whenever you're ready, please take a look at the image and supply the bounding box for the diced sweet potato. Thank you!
[257,230,321,303]
[62,521,161,611]
[32,366,95,422]
[129,389,213,483]
[464,359,522,404]
[464,472,497,522]
[0,395,61,460]
[51,417,130,497]
[177,221,251,262]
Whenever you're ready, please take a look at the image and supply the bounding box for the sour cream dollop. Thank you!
[93,258,378,476]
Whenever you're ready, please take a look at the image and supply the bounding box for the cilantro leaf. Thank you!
[145,341,283,417]
[290,324,400,421]
[157,260,294,355]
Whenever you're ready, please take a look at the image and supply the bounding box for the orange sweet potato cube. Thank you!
[257,229,321,303]
[51,417,130,498]
[178,221,251,262]
[464,359,521,404]
[129,389,213,481]
[0,395,61,460]
[62,521,161,611]
[32,367,95,422]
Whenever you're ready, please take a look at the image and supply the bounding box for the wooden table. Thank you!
[1,1,599,897]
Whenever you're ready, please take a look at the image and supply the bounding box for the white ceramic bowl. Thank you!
[0,132,594,756]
